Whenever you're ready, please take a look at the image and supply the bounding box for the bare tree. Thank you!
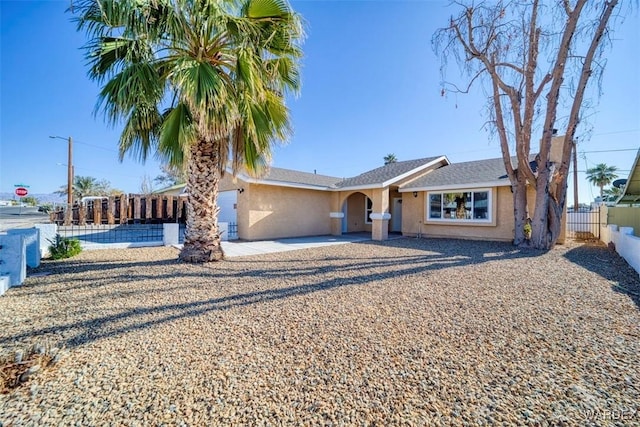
[140,174,155,195]
[434,0,623,249]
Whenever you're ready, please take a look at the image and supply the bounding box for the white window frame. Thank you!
[426,188,493,223]
[365,197,373,224]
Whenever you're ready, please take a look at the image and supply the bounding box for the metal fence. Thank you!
[57,224,164,244]
[566,209,602,240]
[57,222,237,245]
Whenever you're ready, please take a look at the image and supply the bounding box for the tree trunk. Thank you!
[513,172,529,246]
[529,161,564,250]
[179,138,224,263]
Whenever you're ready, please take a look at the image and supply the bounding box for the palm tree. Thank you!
[56,175,116,201]
[75,0,303,262]
[384,153,397,165]
[586,163,618,199]
[602,185,623,203]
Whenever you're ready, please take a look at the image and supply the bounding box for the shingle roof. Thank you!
[256,167,343,188]
[401,157,515,189]
[335,157,444,188]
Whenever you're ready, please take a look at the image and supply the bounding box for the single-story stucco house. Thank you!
[156,138,567,242]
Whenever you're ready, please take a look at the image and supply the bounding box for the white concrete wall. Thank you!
[0,234,27,288]
[603,225,640,277]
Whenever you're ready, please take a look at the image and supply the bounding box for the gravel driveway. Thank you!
[1,238,639,426]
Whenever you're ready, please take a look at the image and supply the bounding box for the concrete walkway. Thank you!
[217,234,373,258]
[75,234,374,254]
[76,232,406,255]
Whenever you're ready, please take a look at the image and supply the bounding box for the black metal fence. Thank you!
[57,222,237,245]
[57,224,164,244]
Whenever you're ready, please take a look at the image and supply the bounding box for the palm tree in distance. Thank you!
[384,154,398,165]
[602,185,623,203]
[56,175,116,201]
[75,0,303,262]
[586,163,618,199]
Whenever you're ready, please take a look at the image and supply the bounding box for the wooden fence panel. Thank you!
[52,194,188,225]
[107,197,115,224]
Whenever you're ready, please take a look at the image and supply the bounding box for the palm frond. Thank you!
[95,61,164,126]
[245,0,290,19]
[158,103,196,168]
[118,104,162,162]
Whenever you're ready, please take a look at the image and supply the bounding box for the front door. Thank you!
[391,197,402,232]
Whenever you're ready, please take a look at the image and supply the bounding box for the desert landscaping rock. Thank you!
[1,238,639,426]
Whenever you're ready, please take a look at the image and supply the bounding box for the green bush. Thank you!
[38,203,53,214]
[48,234,82,260]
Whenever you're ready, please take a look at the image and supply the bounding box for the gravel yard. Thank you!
[1,238,639,426]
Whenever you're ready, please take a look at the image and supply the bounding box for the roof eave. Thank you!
[399,180,511,192]
[380,156,450,188]
[615,148,640,205]
[153,183,187,194]
[241,177,333,191]
[331,183,386,191]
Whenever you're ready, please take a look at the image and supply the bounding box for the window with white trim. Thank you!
[365,197,373,224]
[427,190,491,222]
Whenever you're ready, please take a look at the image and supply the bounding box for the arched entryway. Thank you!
[340,192,373,235]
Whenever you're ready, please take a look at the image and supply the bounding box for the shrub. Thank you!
[48,234,82,260]
[38,203,53,214]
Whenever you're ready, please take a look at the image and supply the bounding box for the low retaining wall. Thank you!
[602,225,640,277]
[0,234,27,293]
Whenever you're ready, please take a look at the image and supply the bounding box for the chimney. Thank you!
[540,129,564,164]
[549,134,565,164]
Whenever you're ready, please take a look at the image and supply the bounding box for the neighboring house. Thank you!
[155,139,567,242]
[615,148,640,205]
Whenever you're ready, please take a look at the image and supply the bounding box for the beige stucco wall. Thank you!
[344,192,372,233]
[402,186,517,241]
[238,184,332,240]
[334,188,403,234]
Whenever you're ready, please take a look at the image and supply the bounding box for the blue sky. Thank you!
[1,1,638,204]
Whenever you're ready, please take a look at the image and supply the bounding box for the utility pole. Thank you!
[50,135,74,225]
[67,136,74,206]
[66,136,74,226]
[572,138,579,210]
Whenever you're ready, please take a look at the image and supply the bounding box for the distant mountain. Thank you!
[0,192,65,205]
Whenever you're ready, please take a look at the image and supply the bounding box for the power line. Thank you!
[574,169,631,173]
[74,140,119,153]
[591,129,640,136]
[580,148,638,153]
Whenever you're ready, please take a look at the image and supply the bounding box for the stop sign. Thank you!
[15,187,28,197]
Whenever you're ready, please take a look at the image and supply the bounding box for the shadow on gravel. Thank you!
[563,242,640,310]
[5,238,544,350]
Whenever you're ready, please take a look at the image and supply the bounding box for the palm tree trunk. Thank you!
[179,138,225,263]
